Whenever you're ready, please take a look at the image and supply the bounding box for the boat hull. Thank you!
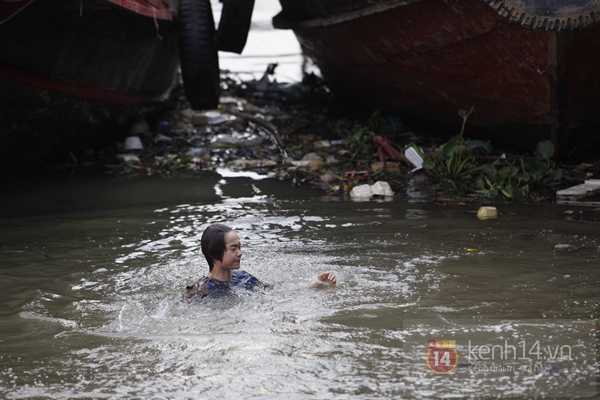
[0,0,180,106]
[275,0,600,153]
[0,0,182,174]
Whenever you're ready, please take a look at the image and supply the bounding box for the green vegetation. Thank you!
[323,107,588,201]
[422,110,585,200]
[333,111,379,158]
[423,108,491,178]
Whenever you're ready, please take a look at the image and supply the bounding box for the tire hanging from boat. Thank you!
[217,0,255,54]
[179,0,220,110]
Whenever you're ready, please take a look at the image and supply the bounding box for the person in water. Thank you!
[184,223,336,301]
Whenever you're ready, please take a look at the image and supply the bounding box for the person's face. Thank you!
[219,231,242,270]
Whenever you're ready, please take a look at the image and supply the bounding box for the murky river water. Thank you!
[0,0,598,398]
[0,171,598,399]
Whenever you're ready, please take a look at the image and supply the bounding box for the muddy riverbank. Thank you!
[33,68,594,208]
[2,0,598,205]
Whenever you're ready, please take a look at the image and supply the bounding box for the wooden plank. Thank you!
[548,31,569,156]
[556,179,600,196]
[556,179,600,207]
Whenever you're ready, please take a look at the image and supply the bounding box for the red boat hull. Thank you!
[106,0,174,20]
[275,0,600,153]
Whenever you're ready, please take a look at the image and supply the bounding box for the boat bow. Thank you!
[274,0,600,31]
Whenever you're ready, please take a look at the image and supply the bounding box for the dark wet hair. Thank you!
[201,224,233,271]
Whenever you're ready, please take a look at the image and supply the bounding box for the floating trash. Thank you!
[123,136,143,151]
[350,184,373,198]
[371,181,394,196]
[554,243,577,252]
[477,206,498,219]
[404,144,424,172]
[350,181,394,198]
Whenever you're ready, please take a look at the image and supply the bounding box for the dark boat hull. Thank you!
[274,0,600,154]
[0,0,180,106]
[0,0,181,174]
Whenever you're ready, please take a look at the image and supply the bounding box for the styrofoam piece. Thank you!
[204,111,227,125]
[556,179,600,197]
[116,153,141,164]
[185,147,209,157]
[404,146,423,172]
[192,111,229,126]
[370,181,394,196]
[154,133,172,142]
[350,184,373,198]
[291,160,311,167]
[123,136,143,151]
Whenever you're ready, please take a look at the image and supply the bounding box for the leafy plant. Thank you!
[336,110,381,157]
[421,108,574,200]
[535,140,554,166]
[424,107,490,178]
[475,163,525,199]
[473,140,566,200]
[346,125,376,155]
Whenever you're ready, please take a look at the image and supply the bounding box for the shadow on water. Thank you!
[0,171,598,398]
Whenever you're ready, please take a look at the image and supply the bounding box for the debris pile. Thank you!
[71,66,600,204]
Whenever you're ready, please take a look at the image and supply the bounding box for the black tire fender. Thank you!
[179,0,220,110]
[217,0,255,54]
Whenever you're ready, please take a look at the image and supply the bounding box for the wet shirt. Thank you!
[184,270,260,301]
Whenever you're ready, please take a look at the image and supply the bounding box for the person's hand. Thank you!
[317,271,336,285]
